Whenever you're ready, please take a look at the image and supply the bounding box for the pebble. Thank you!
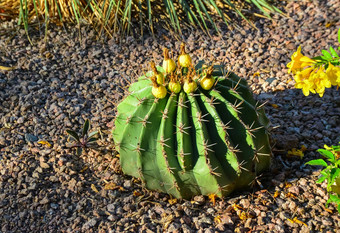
[82,218,97,230]
[107,204,115,213]
[24,133,38,143]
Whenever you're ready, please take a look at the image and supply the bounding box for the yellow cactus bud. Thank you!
[200,76,215,90]
[150,61,164,84]
[178,42,191,68]
[183,81,197,93]
[152,85,167,99]
[169,81,181,93]
[163,48,176,73]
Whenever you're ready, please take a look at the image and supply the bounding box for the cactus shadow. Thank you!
[226,85,339,198]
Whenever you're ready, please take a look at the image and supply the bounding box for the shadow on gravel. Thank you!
[251,86,339,186]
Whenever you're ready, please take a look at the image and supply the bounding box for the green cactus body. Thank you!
[113,65,271,199]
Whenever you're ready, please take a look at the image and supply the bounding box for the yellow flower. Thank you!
[324,144,332,150]
[287,148,304,159]
[287,46,304,74]
[294,67,314,83]
[287,46,316,74]
[295,81,312,96]
[326,63,340,86]
[294,67,315,96]
[309,68,332,97]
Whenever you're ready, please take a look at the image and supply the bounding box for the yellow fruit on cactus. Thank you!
[163,48,176,73]
[150,61,164,84]
[156,74,164,85]
[169,80,181,93]
[178,42,191,68]
[200,66,215,90]
[152,85,167,99]
[200,76,215,90]
[168,74,181,93]
[183,80,197,93]
[150,74,167,99]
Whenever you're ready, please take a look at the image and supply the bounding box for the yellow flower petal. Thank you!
[287,46,305,74]
[300,56,314,62]
[294,67,314,82]
[324,144,332,150]
[326,63,340,86]
[302,86,310,96]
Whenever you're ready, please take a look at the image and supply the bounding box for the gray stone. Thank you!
[107,203,116,213]
[24,133,38,142]
[82,218,97,230]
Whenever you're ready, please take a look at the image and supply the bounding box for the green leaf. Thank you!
[333,143,340,151]
[31,0,40,28]
[66,130,80,142]
[18,0,32,45]
[320,170,329,176]
[321,56,330,61]
[322,50,333,60]
[54,0,63,25]
[330,46,339,58]
[123,0,132,36]
[318,149,335,163]
[312,55,328,61]
[88,131,98,139]
[87,137,98,144]
[82,119,90,137]
[331,168,340,182]
[146,0,154,34]
[305,159,328,167]
[113,0,122,33]
[166,0,181,34]
[249,0,271,18]
[256,0,275,11]
[222,0,248,22]
[192,0,210,34]
[76,147,83,156]
[317,175,327,183]
[330,194,340,203]
[207,0,225,23]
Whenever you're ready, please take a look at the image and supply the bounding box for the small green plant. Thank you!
[288,27,340,213]
[66,119,99,155]
[305,143,340,213]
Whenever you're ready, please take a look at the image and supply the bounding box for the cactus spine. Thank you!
[113,44,272,199]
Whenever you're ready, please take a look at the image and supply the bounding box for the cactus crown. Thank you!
[112,43,272,199]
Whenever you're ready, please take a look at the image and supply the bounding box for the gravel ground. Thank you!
[1,0,340,232]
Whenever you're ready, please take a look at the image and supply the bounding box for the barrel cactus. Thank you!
[112,44,272,199]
